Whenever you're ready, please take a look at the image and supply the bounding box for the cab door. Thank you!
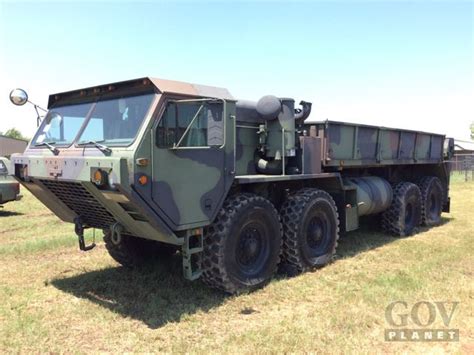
[151,98,234,230]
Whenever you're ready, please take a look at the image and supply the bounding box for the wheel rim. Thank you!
[235,222,269,275]
[304,209,333,257]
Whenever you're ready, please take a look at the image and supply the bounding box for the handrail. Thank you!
[174,104,205,148]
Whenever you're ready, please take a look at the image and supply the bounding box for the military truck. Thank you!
[9,78,453,293]
[0,157,21,206]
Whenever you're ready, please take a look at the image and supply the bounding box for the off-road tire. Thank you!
[280,188,340,272]
[104,232,177,268]
[417,176,444,226]
[202,193,282,294]
[381,182,422,237]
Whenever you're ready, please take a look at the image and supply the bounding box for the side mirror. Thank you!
[9,88,29,106]
[9,88,47,127]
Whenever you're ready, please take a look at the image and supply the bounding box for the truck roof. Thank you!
[48,77,235,108]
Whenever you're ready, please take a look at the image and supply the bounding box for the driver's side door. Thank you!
[151,98,234,230]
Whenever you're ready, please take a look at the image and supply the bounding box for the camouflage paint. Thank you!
[299,136,322,174]
[313,120,445,167]
[131,95,237,231]
[151,148,225,228]
[235,124,259,175]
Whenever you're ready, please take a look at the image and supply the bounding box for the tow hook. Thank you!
[110,222,123,245]
[74,217,96,251]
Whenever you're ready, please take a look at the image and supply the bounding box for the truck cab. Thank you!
[11,78,236,272]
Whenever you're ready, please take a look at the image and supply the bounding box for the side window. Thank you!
[156,100,223,148]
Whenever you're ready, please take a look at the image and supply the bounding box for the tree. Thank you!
[0,128,28,141]
[471,122,474,140]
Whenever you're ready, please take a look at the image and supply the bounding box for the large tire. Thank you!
[202,193,282,294]
[280,188,340,272]
[417,176,444,226]
[381,182,422,237]
[104,232,177,267]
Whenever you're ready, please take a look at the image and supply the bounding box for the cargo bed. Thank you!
[311,120,445,168]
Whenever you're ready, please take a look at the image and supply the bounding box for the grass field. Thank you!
[0,176,472,353]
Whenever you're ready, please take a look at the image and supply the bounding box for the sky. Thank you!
[0,0,473,140]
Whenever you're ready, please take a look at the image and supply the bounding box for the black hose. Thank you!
[294,101,312,123]
[255,153,282,175]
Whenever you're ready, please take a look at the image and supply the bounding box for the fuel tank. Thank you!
[344,176,393,216]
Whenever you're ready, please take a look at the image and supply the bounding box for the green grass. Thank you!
[0,179,472,353]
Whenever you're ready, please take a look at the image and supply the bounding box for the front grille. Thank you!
[39,179,116,228]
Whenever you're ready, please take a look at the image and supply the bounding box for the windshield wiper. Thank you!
[35,142,59,155]
[77,140,111,154]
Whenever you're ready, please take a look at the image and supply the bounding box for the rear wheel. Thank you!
[280,188,339,272]
[104,232,177,267]
[381,182,422,237]
[202,193,282,294]
[417,176,443,226]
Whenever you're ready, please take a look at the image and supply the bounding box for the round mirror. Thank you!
[9,88,29,106]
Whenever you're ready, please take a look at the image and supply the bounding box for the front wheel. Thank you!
[202,193,282,294]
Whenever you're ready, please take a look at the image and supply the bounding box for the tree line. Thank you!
[0,128,29,141]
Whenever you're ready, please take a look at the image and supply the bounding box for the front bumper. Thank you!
[11,155,182,245]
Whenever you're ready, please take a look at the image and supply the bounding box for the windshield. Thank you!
[32,93,155,147]
[78,93,154,145]
[33,103,93,146]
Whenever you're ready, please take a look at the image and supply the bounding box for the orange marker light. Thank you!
[92,169,108,186]
[93,170,103,183]
[138,175,148,185]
